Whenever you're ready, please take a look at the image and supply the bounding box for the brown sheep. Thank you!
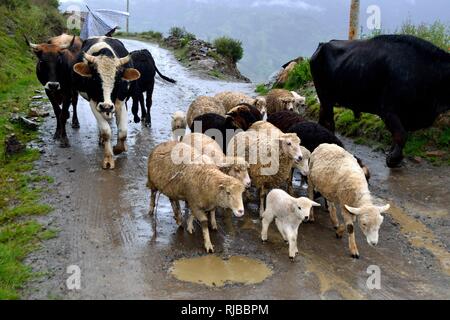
[215,91,267,116]
[266,89,296,114]
[227,123,303,216]
[182,133,251,233]
[147,141,245,253]
[186,96,226,128]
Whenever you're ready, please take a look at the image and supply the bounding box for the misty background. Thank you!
[60,0,450,82]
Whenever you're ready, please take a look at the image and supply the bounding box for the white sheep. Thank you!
[171,111,187,141]
[308,143,390,259]
[261,189,320,260]
[186,96,226,128]
[290,91,306,113]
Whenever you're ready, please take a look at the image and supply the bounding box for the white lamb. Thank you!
[261,189,320,260]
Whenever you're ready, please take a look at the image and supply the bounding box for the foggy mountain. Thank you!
[60,0,450,82]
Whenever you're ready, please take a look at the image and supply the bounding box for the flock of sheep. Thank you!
[147,89,390,260]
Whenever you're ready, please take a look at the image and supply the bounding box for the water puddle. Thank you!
[170,255,273,287]
[387,203,450,276]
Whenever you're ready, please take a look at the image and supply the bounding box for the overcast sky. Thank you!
[59,0,450,81]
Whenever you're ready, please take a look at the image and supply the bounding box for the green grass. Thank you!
[0,0,62,299]
[255,83,270,96]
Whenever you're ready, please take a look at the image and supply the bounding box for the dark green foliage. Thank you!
[213,36,244,63]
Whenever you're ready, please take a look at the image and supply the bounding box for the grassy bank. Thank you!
[0,0,63,299]
[257,21,450,165]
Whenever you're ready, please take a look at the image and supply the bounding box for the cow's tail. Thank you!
[154,65,177,84]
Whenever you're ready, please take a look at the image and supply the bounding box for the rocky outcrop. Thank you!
[164,37,250,83]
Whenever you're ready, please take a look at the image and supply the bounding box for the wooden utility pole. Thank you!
[348,0,360,40]
[126,0,130,33]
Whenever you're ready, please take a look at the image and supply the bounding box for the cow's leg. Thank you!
[192,208,214,253]
[318,100,335,132]
[139,93,146,124]
[384,112,407,168]
[113,100,128,155]
[47,91,62,140]
[89,101,114,169]
[59,96,71,148]
[342,207,359,259]
[131,96,141,123]
[71,91,80,129]
[144,82,154,127]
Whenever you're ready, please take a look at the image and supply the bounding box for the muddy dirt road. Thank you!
[24,39,449,300]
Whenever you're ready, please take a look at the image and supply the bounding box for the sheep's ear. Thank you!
[377,204,390,213]
[309,200,321,207]
[345,205,363,216]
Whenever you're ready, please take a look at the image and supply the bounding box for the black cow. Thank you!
[72,37,141,169]
[27,34,82,147]
[128,49,176,126]
[310,35,450,168]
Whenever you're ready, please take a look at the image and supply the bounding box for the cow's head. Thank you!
[26,36,75,92]
[73,52,140,120]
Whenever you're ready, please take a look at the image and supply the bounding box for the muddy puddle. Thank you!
[170,255,273,287]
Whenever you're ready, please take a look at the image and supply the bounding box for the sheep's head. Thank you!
[255,96,267,116]
[278,133,303,163]
[294,146,311,176]
[294,197,321,223]
[218,180,245,217]
[281,97,295,111]
[219,157,251,188]
[227,104,262,130]
[345,204,390,246]
[172,111,187,130]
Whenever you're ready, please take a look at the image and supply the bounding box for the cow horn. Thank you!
[119,55,130,66]
[24,36,39,50]
[84,53,96,64]
[60,36,76,50]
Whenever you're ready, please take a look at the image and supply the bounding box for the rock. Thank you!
[28,107,50,118]
[425,150,446,157]
[32,95,44,100]
[19,116,39,130]
[5,134,25,155]
[412,156,423,164]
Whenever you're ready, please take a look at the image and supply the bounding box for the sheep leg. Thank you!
[187,214,195,234]
[286,227,299,261]
[287,168,294,195]
[261,211,274,243]
[342,208,359,259]
[193,209,214,253]
[259,187,266,218]
[210,210,218,231]
[331,203,345,239]
[170,200,182,227]
[307,181,316,223]
[275,218,288,243]
[148,189,157,216]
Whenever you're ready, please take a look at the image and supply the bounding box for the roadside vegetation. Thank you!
[118,26,247,81]
[0,0,63,299]
[256,21,450,165]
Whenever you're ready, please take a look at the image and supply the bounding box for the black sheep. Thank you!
[267,110,305,132]
[190,113,239,151]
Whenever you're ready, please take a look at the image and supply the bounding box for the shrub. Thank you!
[397,20,449,50]
[255,84,270,96]
[213,36,244,63]
[169,26,187,39]
[283,59,312,90]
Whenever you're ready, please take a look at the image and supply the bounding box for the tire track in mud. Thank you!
[24,39,449,300]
